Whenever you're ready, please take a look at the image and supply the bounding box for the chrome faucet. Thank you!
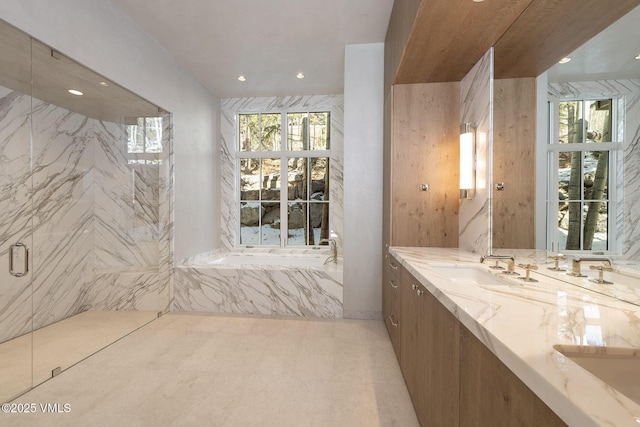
[320,238,337,264]
[480,255,518,275]
[568,256,612,277]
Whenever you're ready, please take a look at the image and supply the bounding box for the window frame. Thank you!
[546,97,621,254]
[236,110,331,248]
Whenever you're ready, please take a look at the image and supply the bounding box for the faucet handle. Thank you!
[547,254,567,271]
[517,263,539,282]
[588,265,614,284]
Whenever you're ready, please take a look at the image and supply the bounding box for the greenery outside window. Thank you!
[238,112,330,246]
[547,98,619,253]
[126,117,163,165]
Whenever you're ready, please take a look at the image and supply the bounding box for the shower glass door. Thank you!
[0,19,34,402]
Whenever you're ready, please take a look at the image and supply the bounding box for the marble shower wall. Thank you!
[0,84,171,342]
[86,116,168,312]
[0,88,35,343]
[219,95,344,253]
[548,79,640,259]
[459,49,493,254]
[30,98,96,330]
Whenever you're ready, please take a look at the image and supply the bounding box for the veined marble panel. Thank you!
[459,49,493,255]
[0,83,173,343]
[174,261,343,318]
[86,270,164,312]
[158,112,174,314]
[93,121,159,269]
[548,79,640,259]
[220,95,344,253]
[30,99,95,331]
[0,89,34,343]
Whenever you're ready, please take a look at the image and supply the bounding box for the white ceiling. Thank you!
[547,5,640,83]
[112,0,394,98]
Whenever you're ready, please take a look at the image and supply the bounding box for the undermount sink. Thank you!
[430,265,512,286]
[554,344,640,405]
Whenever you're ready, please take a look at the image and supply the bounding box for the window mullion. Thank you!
[280,112,287,247]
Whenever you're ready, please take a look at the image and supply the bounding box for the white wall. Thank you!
[343,43,384,319]
[0,0,220,261]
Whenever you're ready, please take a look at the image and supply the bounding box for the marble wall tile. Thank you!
[459,49,493,255]
[93,122,159,269]
[548,79,640,259]
[87,270,164,312]
[219,95,344,253]
[159,112,174,314]
[0,84,173,342]
[30,99,95,330]
[0,89,34,343]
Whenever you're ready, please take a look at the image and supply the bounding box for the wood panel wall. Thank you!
[492,78,536,249]
[384,0,422,92]
[388,83,460,247]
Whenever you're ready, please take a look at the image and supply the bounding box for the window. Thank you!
[126,117,163,165]
[547,98,618,252]
[238,112,330,246]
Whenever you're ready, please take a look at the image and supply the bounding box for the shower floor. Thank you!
[0,310,158,403]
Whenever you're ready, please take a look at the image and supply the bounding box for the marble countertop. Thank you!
[389,247,640,427]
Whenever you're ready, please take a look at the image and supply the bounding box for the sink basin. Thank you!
[554,344,640,405]
[430,265,511,285]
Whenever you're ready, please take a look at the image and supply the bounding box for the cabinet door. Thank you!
[399,269,427,422]
[425,291,460,426]
[401,270,460,427]
[459,326,567,427]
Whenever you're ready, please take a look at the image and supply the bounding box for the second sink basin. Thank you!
[554,344,640,405]
[430,265,511,286]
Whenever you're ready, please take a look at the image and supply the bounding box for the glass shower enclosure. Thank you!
[0,18,172,402]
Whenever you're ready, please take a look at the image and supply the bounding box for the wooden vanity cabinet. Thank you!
[385,255,567,426]
[400,266,459,427]
[459,327,567,427]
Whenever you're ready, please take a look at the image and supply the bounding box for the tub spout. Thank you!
[321,238,337,264]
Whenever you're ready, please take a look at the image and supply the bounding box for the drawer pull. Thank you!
[416,289,424,296]
[389,279,397,289]
[411,284,417,290]
[389,315,398,327]
[389,262,398,271]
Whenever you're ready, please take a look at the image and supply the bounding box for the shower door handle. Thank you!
[9,242,30,277]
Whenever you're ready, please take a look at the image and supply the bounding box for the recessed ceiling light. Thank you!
[296,72,305,79]
[473,0,484,2]
[635,53,640,60]
[237,75,246,82]
[99,81,109,87]
[558,57,571,64]
[68,89,83,96]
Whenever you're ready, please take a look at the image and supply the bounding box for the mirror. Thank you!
[491,3,640,304]
[0,18,171,402]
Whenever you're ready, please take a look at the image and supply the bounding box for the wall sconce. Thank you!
[459,123,476,199]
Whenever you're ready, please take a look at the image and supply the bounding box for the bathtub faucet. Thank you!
[320,238,337,264]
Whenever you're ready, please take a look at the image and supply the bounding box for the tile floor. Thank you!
[0,311,157,403]
[2,313,419,426]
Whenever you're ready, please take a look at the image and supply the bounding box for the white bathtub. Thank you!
[174,251,343,317]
